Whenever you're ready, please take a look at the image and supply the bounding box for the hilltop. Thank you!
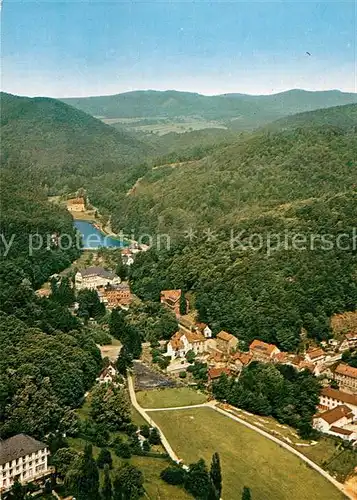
[62,89,357,131]
[0,92,151,193]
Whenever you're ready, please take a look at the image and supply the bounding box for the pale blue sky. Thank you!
[1,1,356,97]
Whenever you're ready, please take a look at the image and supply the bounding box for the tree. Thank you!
[242,486,251,500]
[90,383,131,431]
[101,464,113,500]
[52,447,79,478]
[97,448,113,469]
[116,345,133,375]
[142,439,150,452]
[149,427,161,445]
[65,443,99,500]
[160,466,186,485]
[115,442,132,459]
[140,424,150,438]
[113,463,144,500]
[210,452,222,499]
[7,479,28,500]
[116,260,128,281]
[184,458,212,499]
[179,290,187,315]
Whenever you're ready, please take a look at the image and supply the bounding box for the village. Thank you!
[38,248,357,448]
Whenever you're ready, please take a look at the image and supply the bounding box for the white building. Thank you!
[0,434,51,493]
[313,405,356,442]
[319,387,357,417]
[305,347,326,365]
[96,364,118,384]
[166,330,207,360]
[75,267,121,291]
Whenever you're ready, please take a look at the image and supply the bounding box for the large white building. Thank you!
[75,266,121,291]
[0,434,51,493]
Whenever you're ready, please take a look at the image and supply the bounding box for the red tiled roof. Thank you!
[330,426,353,436]
[217,331,236,342]
[345,332,357,340]
[161,289,181,303]
[67,197,84,205]
[249,339,279,356]
[306,347,325,360]
[231,351,252,366]
[335,363,357,379]
[274,352,288,363]
[185,330,206,343]
[321,387,357,406]
[317,405,352,424]
[208,367,230,380]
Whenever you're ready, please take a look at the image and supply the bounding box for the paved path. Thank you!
[127,378,353,499]
[127,374,182,464]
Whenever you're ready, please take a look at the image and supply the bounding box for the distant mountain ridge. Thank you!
[61,89,357,130]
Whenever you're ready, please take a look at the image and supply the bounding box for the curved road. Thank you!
[127,375,354,499]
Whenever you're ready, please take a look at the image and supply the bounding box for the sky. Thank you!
[1,0,356,97]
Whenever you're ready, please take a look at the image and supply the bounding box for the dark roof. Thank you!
[0,434,47,465]
[80,267,117,279]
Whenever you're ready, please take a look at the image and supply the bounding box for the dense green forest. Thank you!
[62,89,357,128]
[114,106,357,236]
[0,92,150,196]
[0,164,102,439]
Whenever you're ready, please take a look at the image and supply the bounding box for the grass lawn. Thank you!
[150,407,345,500]
[136,387,207,408]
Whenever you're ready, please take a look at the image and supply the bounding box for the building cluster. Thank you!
[160,289,189,318]
[66,196,86,212]
[75,266,133,309]
[313,387,357,442]
[0,434,52,494]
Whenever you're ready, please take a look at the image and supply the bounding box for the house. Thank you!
[216,331,238,354]
[249,339,280,362]
[208,367,231,381]
[207,350,228,369]
[166,330,206,360]
[75,267,121,291]
[319,387,357,417]
[96,364,118,384]
[121,248,134,266]
[160,289,187,317]
[101,284,132,309]
[313,405,356,442]
[67,197,85,212]
[305,347,326,365]
[0,434,51,493]
[35,288,51,298]
[229,351,252,374]
[339,332,357,352]
[196,323,212,338]
[334,364,357,393]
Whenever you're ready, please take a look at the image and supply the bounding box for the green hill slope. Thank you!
[62,89,357,130]
[125,105,357,350]
[0,92,151,193]
[112,104,357,236]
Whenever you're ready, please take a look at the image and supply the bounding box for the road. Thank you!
[127,376,354,499]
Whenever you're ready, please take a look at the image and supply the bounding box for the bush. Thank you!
[115,442,132,459]
[179,371,187,378]
[142,440,151,452]
[96,448,113,469]
[140,425,151,438]
[160,466,186,485]
[149,427,161,445]
[158,357,170,370]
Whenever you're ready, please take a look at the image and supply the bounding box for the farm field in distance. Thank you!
[136,387,207,408]
[149,407,346,500]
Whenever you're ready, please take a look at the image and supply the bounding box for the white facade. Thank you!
[166,332,207,361]
[320,389,357,417]
[0,442,50,492]
[203,326,212,338]
[75,267,121,291]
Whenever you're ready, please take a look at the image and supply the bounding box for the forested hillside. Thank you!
[127,105,357,351]
[62,89,357,130]
[0,92,150,194]
[113,105,357,236]
[0,162,102,439]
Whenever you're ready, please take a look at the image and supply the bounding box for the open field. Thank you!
[225,405,357,482]
[136,387,207,408]
[150,407,345,500]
